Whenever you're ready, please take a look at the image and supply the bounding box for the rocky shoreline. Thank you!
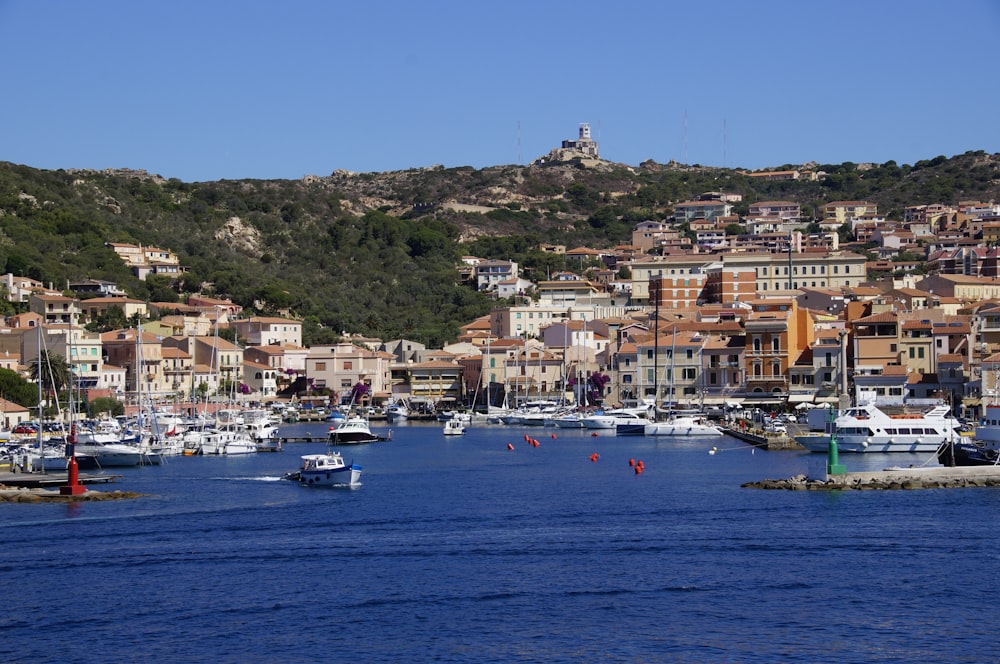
[0,487,145,503]
[744,467,1000,491]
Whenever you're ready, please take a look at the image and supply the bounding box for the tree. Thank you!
[90,396,124,417]
[29,351,71,397]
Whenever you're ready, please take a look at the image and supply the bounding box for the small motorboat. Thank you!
[285,451,362,486]
[443,419,466,436]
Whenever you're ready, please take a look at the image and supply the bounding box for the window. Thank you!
[772,338,780,352]
[686,349,693,359]
[918,347,925,359]
[343,361,352,370]
[315,362,326,371]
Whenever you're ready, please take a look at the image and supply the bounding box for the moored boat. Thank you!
[794,400,960,453]
[583,407,653,430]
[645,415,723,438]
[328,416,388,445]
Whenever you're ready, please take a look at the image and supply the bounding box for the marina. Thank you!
[4,420,1000,662]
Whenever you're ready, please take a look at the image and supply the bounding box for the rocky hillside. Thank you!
[0,151,997,345]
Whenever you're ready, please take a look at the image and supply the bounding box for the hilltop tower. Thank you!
[561,123,599,157]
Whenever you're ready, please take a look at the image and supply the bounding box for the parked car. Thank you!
[766,422,788,434]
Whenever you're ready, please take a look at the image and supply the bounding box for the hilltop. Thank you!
[0,151,998,345]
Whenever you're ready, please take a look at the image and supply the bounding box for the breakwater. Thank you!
[744,465,1000,490]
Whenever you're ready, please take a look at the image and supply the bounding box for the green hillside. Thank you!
[0,151,997,345]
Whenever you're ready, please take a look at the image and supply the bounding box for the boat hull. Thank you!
[645,423,723,437]
[299,465,362,486]
[794,433,944,454]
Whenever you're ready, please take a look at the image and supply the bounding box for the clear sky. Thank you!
[2,0,997,183]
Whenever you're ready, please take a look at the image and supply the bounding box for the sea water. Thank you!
[1,421,997,662]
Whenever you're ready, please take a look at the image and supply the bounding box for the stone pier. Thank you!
[744,465,1000,490]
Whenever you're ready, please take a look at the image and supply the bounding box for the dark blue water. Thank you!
[2,421,998,662]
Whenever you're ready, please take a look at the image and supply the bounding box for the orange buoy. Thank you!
[635,466,643,475]
[591,432,598,437]
[532,440,540,448]
[507,443,515,451]
[589,453,599,462]
[524,434,530,442]
[637,460,645,469]
[628,458,635,467]
[550,433,557,439]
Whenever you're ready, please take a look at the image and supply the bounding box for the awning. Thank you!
[814,396,839,403]
[741,397,784,405]
[787,394,815,403]
[700,397,729,405]
[725,400,744,409]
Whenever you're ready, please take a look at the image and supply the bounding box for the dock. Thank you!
[0,472,122,489]
[279,435,332,444]
[744,464,1000,491]
[720,425,804,450]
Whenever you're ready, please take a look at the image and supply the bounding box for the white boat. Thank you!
[200,425,258,455]
[794,401,960,453]
[645,415,723,437]
[289,452,362,486]
[240,408,279,442]
[974,403,1000,448]
[552,411,587,428]
[385,401,410,422]
[443,419,466,435]
[328,416,387,445]
[583,407,653,430]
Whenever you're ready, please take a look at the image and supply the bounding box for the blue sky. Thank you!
[2,0,997,182]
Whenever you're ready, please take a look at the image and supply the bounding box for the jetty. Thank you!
[720,424,804,451]
[0,472,122,489]
[744,465,1000,491]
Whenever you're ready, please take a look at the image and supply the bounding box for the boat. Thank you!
[328,416,388,445]
[285,451,362,486]
[614,410,656,436]
[645,415,723,437]
[974,402,1000,446]
[937,438,999,466]
[443,419,466,435]
[793,400,961,453]
[385,401,409,422]
[551,410,587,428]
[582,406,653,430]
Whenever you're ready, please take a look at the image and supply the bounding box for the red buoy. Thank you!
[507,443,515,451]
[589,453,599,462]
[628,458,636,467]
[550,433,557,439]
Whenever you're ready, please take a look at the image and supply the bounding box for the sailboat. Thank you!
[644,329,721,438]
[74,327,144,466]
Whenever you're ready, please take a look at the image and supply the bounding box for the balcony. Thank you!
[746,376,788,386]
